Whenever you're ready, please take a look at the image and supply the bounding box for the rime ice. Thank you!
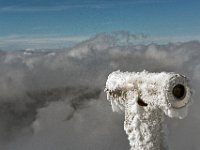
[105,70,192,150]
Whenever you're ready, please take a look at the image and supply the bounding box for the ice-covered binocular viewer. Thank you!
[105,71,192,150]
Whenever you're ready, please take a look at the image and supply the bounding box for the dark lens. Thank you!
[172,84,186,100]
[137,98,148,107]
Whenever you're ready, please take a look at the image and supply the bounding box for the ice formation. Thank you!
[105,70,192,150]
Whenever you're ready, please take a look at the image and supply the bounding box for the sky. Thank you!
[0,0,200,50]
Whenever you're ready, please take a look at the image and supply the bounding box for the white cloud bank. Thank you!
[0,35,88,51]
[1,32,200,51]
[0,32,199,150]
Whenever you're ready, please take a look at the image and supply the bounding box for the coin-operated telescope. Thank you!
[105,71,192,150]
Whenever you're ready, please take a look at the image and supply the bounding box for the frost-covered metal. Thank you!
[105,70,192,150]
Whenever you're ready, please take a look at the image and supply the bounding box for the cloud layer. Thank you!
[0,35,88,51]
[0,32,200,150]
[0,0,167,12]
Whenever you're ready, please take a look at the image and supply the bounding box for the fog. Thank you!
[0,32,199,150]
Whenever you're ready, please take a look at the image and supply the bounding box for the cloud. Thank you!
[1,32,199,51]
[0,35,88,50]
[0,32,199,150]
[0,0,172,12]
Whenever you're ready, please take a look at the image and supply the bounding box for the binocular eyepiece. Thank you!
[165,74,191,108]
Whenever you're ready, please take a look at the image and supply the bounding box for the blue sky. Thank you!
[0,0,200,50]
